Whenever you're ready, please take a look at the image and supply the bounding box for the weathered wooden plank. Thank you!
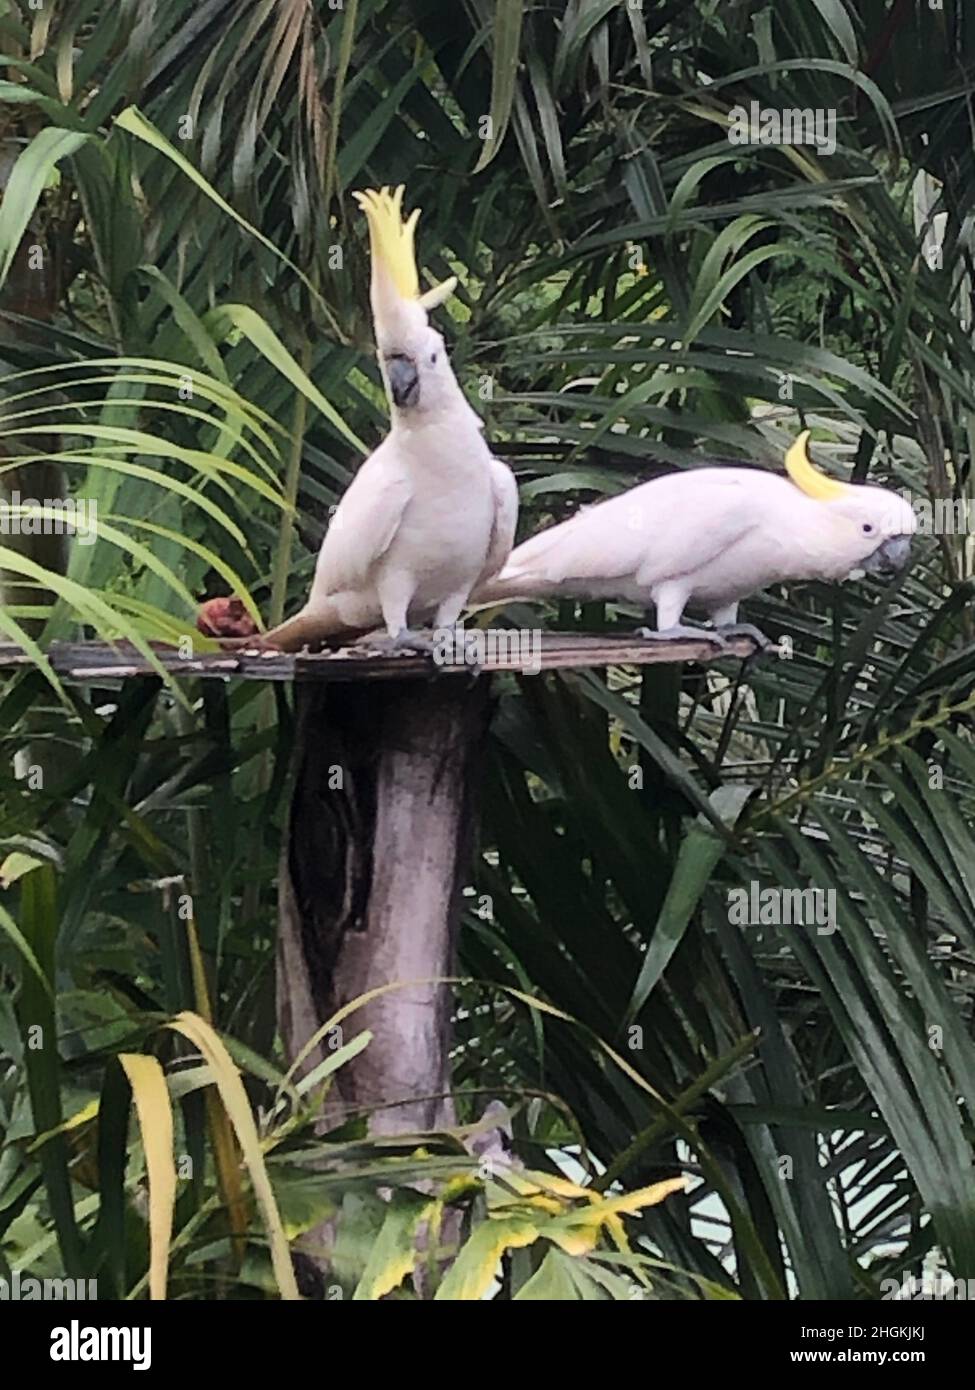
[0,633,766,683]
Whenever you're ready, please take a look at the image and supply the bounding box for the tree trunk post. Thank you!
[277,673,490,1133]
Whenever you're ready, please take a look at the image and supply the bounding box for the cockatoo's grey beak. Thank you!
[862,534,912,575]
[386,354,419,408]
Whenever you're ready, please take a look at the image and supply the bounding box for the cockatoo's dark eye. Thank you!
[862,523,874,534]
[430,353,438,365]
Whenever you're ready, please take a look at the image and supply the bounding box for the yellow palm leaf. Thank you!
[119,1054,176,1301]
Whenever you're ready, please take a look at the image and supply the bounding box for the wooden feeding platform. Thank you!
[0,631,764,683]
[2,629,764,1180]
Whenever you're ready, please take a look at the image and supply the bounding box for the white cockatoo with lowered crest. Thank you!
[473,432,916,649]
[247,185,518,653]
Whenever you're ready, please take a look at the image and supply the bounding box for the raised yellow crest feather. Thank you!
[785,430,849,501]
[352,185,456,308]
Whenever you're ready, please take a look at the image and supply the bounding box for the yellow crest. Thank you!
[785,430,849,501]
[352,185,456,307]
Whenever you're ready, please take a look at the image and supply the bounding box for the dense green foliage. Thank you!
[1,0,974,1300]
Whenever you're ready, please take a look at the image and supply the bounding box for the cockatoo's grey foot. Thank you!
[357,628,435,657]
[714,622,774,652]
[635,624,729,651]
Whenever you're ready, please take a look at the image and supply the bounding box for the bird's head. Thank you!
[785,431,916,580]
[353,186,463,418]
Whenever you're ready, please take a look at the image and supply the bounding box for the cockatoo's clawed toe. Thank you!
[714,622,775,652]
[357,628,436,658]
[394,628,437,656]
[635,624,729,652]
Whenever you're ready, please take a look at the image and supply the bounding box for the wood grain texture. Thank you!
[0,632,766,683]
[278,676,490,1134]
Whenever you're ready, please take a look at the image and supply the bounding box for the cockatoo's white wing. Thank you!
[475,458,519,588]
[315,437,412,595]
[496,470,763,591]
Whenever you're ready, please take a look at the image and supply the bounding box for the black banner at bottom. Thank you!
[0,1297,961,1375]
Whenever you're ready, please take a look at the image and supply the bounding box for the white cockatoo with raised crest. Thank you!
[243,185,517,653]
[472,432,916,649]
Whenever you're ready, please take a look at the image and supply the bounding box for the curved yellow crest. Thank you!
[352,185,457,307]
[785,430,849,501]
[353,185,420,299]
